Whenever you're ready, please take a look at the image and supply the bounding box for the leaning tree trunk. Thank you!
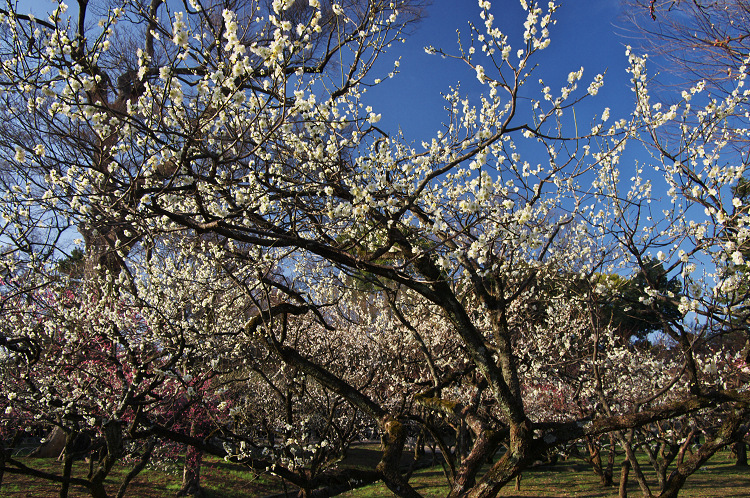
[656,409,747,498]
[459,419,536,498]
[59,431,77,498]
[618,460,630,498]
[586,436,613,486]
[115,438,155,498]
[28,425,67,459]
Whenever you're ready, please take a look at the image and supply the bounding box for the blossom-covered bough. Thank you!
[0,0,748,497]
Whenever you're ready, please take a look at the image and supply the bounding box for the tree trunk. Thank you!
[461,419,536,498]
[619,460,630,498]
[656,462,668,493]
[447,426,502,497]
[177,445,204,497]
[375,416,421,498]
[28,426,67,459]
[59,431,76,498]
[648,441,678,494]
[414,430,425,458]
[177,422,204,497]
[657,409,746,498]
[89,421,124,498]
[605,434,616,487]
[587,437,608,486]
[456,421,471,463]
[618,431,652,497]
[734,441,748,467]
[116,439,155,498]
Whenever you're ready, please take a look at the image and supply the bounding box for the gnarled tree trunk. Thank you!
[177,421,205,497]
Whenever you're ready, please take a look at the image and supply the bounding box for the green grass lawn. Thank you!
[0,455,286,497]
[338,449,750,498]
[2,447,748,497]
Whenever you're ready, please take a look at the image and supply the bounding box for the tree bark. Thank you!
[28,426,67,459]
[617,430,652,497]
[462,419,536,498]
[647,441,678,493]
[619,460,630,498]
[375,416,421,498]
[734,441,748,467]
[447,425,502,497]
[587,437,612,486]
[59,431,75,498]
[116,439,155,498]
[657,409,747,498]
[177,422,205,497]
[89,420,124,498]
[605,434,616,487]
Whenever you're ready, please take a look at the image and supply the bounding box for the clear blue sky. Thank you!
[367,0,634,142]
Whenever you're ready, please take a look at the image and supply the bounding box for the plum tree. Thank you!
[0,1,748,497]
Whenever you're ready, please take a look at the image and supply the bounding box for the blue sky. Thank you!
[8,0,722,310]
[17,0,636,139]
[12,0,659,204]
[366,0,634,141]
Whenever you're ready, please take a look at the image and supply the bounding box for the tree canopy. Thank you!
[0,1,748,497]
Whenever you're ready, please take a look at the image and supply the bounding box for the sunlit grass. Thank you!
[2,447,748,497]
[339,449,750,498]
[0,455,286,497]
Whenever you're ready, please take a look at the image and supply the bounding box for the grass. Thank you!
[2,446,748,497]
[338,449,750,498]
[0,455,287,497]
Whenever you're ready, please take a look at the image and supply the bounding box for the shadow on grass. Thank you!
[4,448,748,497]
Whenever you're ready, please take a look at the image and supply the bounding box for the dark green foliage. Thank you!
[56,248,85,279]
[599,258,682,346]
